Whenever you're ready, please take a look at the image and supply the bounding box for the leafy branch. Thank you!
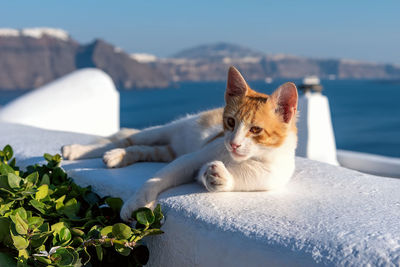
[0,145,164,267]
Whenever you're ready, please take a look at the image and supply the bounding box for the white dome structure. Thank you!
[0,68,119,136]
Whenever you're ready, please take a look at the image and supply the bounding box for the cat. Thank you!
[62,66,298,222]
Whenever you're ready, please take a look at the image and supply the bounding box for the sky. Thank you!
[1,0,399,64]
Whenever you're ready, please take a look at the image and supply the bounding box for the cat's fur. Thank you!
[62,66,298,222]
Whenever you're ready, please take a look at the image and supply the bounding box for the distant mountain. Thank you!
[158,43,400,82]
[172,42,264,60]
[0,28,168,90]
[1,28,399,90]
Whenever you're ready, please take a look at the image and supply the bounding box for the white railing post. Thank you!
[296,77,339,165]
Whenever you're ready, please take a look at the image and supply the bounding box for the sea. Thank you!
[1,79,399,158]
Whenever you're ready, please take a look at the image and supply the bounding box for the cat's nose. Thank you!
[230,142,241,150]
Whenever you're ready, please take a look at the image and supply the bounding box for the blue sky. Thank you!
[1,0,399,63]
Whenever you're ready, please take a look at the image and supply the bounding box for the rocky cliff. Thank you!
[0,28,169,90]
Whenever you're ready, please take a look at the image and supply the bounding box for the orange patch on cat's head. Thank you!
[223,66,298,147]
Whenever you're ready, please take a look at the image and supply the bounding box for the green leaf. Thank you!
[11,234,29,250]
[71,236,83,247]
[112,223,133,239]
[56,202,64,213]
[87,225,101,239]
[13,207,27,220]
[141,229,164,238]
[7,173,21,189]
[29,199,46,214]
[0,188,15,197]
[63,198,80,218]
[83,191,100,205]
[55,195,66,203]
[0,201,14,216]
[82,219,98,229]
[66,248,79,266]
[35,184,49,200]
[10,213,28,235]
[18,249,29,258]
[53,185,69,198]
[70,228,84,237]
[154,204,163,221]
[52,247,74,266]
[95,245,103,261]
[100,226,113,238]
[38,222,50,232]
[0,175,11,190]
[105,197,123,213]
[30,223,52,248]
[39,174,50,186]
[0,217,10,243]
[27,216,44,230]
[34,256,52,265]
[25,172,39,186]
[59,227,72,244]
[152,204,164,228]
[53,226,72,246]
[0,163,14,175]
[51,222,68,234]
[43,153,53,162]
[53,154,62,164]
[115,243,131,256]
[43,153,62,165]
[3,145,13,161]
[21,189,37,196]
[17,249,29,267]
[30,234,50,248]
[133,208,155,226]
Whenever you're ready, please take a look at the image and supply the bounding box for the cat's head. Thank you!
[223,66,298,161]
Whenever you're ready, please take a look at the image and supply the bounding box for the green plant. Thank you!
[0,145,164,267]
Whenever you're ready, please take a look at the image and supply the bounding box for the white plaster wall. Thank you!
[0,68,119,136]
[61,158,400,267]
[1,122,400,266]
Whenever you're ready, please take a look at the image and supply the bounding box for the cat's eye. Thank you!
[227,117,235,128]
[250,126,262,134]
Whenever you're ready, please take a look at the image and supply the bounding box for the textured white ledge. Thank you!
[1,122,399,266]
[337,149,400,178]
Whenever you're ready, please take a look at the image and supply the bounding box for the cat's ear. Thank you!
[271,82,298,123]
[225,66,248,101]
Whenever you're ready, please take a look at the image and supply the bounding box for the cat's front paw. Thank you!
[120,193,156,222]
[200,161,234,192]
[62,144,87,160]
[103,148,127,168]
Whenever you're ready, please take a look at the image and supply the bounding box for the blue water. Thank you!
[1,80,399,157]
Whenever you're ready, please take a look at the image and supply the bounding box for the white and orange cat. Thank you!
[62,67,298,222]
